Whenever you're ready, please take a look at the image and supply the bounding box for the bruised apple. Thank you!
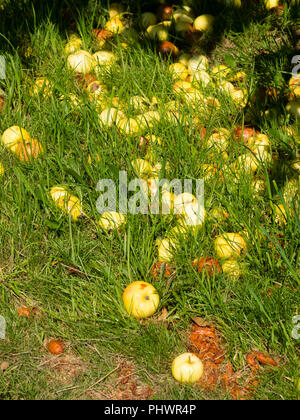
[172,353,204,384]
[158,41,179,58]
[14,138,44,162]
[122,281,159,318]
[234,126,257,144]
[192,257,222,277]
[157,4,173,21]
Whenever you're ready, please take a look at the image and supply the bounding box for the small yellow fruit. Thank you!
[93,51,117,70]
[222,259,242,279]
[136,111,161,130]
[98,211,126,231]
[191,70,211,87]
[193,14,214,32]
[230,88,248,107]
[129,95,150,112]
[212,64,231,79]
[188,54,209,72]
[157,238,175,263]
[0,162,4,176]
[207,128,231,151]
[99,107,126,127]
[51,187,83,221]
[174,193,197,215]
[214,233,247,259]
[117,117,140,135]
[1,126,31,152]
[67,50,96,74]
[131,159,153,179]
[264,0,279,9]
[105,17,124,34]
[146,23,169,41]
[122,281,159,319]
[50,186,68,202]
[169,63,189,81]
[64,37,82,55]
[173,80,193,93]
[172,353,204,384]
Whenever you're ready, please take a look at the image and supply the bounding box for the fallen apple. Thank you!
[157,238,175,263]
[169,63,189,81]
[92,29,113,48]
[147,23,170,41]
[157,4,173,21]
[122,281,159,318]
[98,211,126,231]
[131,158,153,179]
[158,41,179,58]
[151,261,175,279]
[193,14,214,32]
[264,0,279,9]
[0,96,5,112]
[222,259,242,279]
[67,50,96,74]
[99,107,126,127]
[64,37,82,55]
[192,257,222,277]
[191,70,211,87]
[234,126,257,144]
[188,54,209,72]
[171,353,204,384]
[105,17,124,34]
[31,77,53,98]
[13,138,44,162]
[214,233,247,259]
[1,126,31,152]
[51,187,83,221]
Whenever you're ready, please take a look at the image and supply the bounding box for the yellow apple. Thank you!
[169,63,189,81]
[188,54,209,72]
[98,211,126,230]
[147,23,169,41]
[131,159,153,179]
[99,107,126,127]
[222,259,242,279]
[193,14,214,32]
[214,233,247,259]
[191,70,211,87]
[122,281,159,318]
[50,187,83,221]
[172,353,204,384]
[117,117,140,135]
[1,126,31,152]
[264,0,279,9]
[67,50,96,74]
[64,37,82,55]
[157,238,175,262]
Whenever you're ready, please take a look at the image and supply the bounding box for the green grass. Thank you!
[0,0,299,400]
